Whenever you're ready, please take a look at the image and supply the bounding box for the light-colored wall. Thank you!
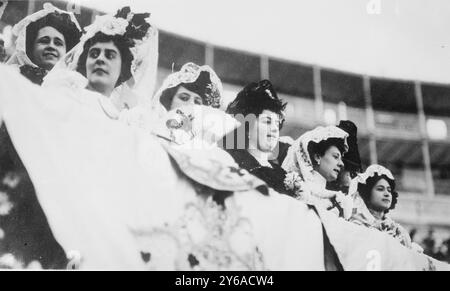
[392,193,450,227]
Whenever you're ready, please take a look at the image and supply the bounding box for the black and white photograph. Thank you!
[1,0,450,273]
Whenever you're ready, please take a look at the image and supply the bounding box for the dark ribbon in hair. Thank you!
[115,6,151,43]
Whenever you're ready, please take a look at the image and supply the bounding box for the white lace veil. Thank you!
[151,62,223,117]
[6,2,82,68]
[45,7,159,110]
[282,126,349,183]
[348,164,396,229]
[348,164,395,196]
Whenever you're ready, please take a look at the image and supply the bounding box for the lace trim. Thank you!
[348,165,395,195]
[7,3,81,68]
[152,62,223,110]
[282,126,348,180]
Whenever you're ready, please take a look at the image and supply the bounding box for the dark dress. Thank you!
[226,148,343,270]
[19,65,48,85]
[271,141,291,167]
[0,106,67,268]
[226,149,294,197]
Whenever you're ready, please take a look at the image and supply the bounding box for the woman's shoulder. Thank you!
[226,149,261,172]
[42,69,88,90]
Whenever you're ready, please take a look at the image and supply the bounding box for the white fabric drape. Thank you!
[1,65,448,271]
[0,65,326,270]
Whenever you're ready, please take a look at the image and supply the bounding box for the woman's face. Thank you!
[86,41,122,96]
[368,178,392,212]
[248,110,280,153]
[31,26,66,70]
[315,145,344,182]
[170,86,203,110]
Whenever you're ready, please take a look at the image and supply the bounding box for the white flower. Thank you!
[81,15,128,44]
[126,12,134,22]
[0,253,23,269]
[27,261,43,270]
[66,250,82,270]
[284,172,301,191]
[2,172,20,189]
[100,17,128,36]
[0,191,13,216]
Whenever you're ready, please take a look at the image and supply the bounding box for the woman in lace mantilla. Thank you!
[282,126,354,218]
[349,165,421,251]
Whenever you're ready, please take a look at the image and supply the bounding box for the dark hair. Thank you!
[358,174,398,213]
[0,149,14,178]
[307,138,347,167]
[26,12,81,61]
[76,32,134,87]
[223,80,286,150]
[226,80,286,129]
[0,126,20,176]
[159,71,213,110]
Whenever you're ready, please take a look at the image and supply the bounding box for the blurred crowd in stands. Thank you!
[411,228,450,263]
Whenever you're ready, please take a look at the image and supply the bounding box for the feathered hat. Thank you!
[226,79,286,127]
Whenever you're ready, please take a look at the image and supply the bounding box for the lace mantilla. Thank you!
[282,126,348,183]
[152,63,223,117]
[7,3,81,68]
[348,165,395,196]
[45,6,159,111]
[61,7,156,80]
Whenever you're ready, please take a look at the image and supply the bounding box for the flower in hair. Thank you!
[100,16,128,36]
